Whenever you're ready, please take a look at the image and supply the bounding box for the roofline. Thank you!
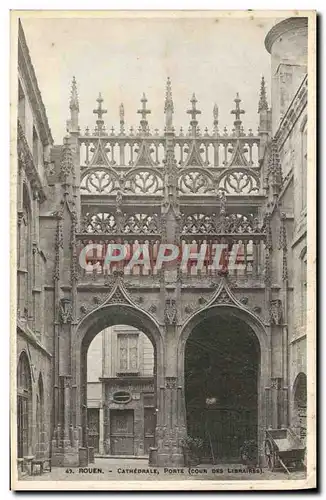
[264,17,308,54]
[18,19,54,146]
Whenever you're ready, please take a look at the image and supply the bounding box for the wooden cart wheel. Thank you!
[265,439,276,471]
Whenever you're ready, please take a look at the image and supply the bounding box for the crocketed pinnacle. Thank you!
[59,136,74,183]
[268,138,283,186]
[119,103,124,122]
[258,76,268,113]
[213,103,219,122]
[164,77,174,113]
[69,76,79,112]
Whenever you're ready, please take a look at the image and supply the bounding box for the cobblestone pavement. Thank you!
[20,457,306,482]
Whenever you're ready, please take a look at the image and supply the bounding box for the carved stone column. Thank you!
[52,299,80,466]
[51,374,79,467]
[155,376,184,466]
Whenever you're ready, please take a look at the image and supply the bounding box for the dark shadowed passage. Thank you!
[185,314,260,463]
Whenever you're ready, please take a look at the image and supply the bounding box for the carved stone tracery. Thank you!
[164,298,177,325]
[59,299,73,324]
[269,299,283,325]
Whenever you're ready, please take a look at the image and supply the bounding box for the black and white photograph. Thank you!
[11,10,316,490]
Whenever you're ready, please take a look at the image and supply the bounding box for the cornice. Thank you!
[18,20,53,147]
[264,17,308,54]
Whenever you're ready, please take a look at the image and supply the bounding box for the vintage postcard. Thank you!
[10,10,316,490]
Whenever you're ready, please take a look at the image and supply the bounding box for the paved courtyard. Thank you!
[20,457,306,482]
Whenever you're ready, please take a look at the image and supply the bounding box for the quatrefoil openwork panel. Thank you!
[81,212,160,235]
[81,212,117,233]
[80,167,120,194]
[216,168,260,195]
[178,168,215,194]
[180,212,260,235]
[124,168,163,195]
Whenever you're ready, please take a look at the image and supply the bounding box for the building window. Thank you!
[301,249,307,327]
[117,333,139,374]
[18,81,25,131]
[301,120,307,210]
[19,185,31,318]
[33,126,39,167]
[87,408,100,452]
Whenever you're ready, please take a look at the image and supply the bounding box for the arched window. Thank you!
[300,247,307,328]
[17,352,32,458]
[19,184,32,318]
[300,117,307,211]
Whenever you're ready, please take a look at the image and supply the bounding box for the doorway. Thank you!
[87,408,100,452]
[17,352,32,458]
[184,313,260,463]
[110,409,134,455]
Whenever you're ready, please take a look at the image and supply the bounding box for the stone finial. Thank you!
[93,93,107,133]
[119,103,125,134]
[164,77,174,131]
[137,93,151,133]
[119,103,124,122]
[258,76,269,113]
[164,77,174,113]
[187,93,201,136]
[213,103,219,122]
[69,76,79,111]
[213,103,219,134]
[93,93,107,120]
[231,93,245,134]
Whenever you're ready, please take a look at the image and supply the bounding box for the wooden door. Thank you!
[17,396,28,458]
[87,408,100,453]
[144,408,156,454]
[110,410,134,455]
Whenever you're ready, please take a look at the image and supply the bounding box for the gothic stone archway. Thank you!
[73,303,164,460]
[178,305,269,466]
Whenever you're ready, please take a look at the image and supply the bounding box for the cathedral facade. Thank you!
[15,16,308,471]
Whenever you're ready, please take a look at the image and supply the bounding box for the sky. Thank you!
[21,14,284,144]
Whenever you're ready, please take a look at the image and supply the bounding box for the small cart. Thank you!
[264,428,306,474]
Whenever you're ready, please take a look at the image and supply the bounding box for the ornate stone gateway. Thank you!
[50,76,288,467]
